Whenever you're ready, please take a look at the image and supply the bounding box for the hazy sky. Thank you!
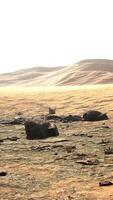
[0,0,113,73]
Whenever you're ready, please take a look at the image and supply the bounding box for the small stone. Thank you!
[62,115,82,123]
[99,181,113,186]
[103,126,110,129]
[17,112,22,115]
[0,171,7,176]
[87,135,93,138]
[77,159,99,165]
[7,136,19,141]
[54,152,58,155]
[46,115,62,121]
[99,139,110,144]
[48,107,56,114]
[64,145,76,153]
[104,147,113,154]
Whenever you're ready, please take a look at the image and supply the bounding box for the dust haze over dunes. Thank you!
[1,59,113,86]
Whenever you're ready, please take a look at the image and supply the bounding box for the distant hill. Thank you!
[0,59,113,86]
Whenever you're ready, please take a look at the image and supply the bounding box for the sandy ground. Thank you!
[1,85,113,199]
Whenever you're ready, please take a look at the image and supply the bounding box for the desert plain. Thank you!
[1,84,113,199]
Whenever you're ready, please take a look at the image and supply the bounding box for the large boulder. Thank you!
[83,110,108,121]
[25,120,59,139]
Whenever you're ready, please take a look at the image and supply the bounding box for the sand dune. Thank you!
[0,59,113,86]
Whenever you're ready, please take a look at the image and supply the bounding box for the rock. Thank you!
[25,120,59,139]
[83,110,108,121]
[47,114,82,123]
[48,123,59,137]
[98,139,110,144]
[46,115,62,121]
[31,145,51,151]
[0,116,25,125]
[64,145,76,153]
[0,171,7,176]
[62,115,82,123]
[102,126,110,129]
[104,147,113,154]
[17,112,22,115]
[76,159,99,165]
[87,134,93,138]
[31,144,64,151]
[11,116,25,125]
[48,107,56,114]
[99,181,113,186]
[7,136,19,141]
[0,139,3,143]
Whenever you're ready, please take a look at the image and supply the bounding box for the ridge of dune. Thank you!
[0,59,113,86]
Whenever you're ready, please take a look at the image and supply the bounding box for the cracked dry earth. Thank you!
[1,85,113,200]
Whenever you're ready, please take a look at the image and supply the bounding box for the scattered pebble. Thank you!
[104,147,113,154]
[7,136,19,141]
[76,159,99,165]
[99,181,113,187]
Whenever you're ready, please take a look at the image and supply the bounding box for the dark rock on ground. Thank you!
[99,181,113,186]
[87,134,93,138]
[54,152,58,155]
[0,119,15,125]
[1,136,19,141]
[10,116,26,125]
[62,115,82,123]
[7,136,19,141]
[83,110,109,121]
[31,145,51,151]
[46,115,62,121]
[76,159,99,165]
[0,171,7,176]
[98,139,110,144]
[46,114,82,123]
[104,147,113,154]
[102,126,110,129]
[25,120,59,139]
